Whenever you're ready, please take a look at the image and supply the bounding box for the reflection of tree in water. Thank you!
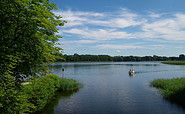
[34,89,79,114]
[125,64,159,67]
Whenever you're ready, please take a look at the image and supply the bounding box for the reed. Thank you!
[59,77,81,91]
[162,61,185,65]
[151,78,185,107]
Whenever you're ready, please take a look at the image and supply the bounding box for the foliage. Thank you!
[162,61,185,65]
[151,78,185,107]
[57,54,183,62]
[0,74,35,114]
[0,74,81,113]
[179,54,185,61]
[0,1,66,112]
[23,74,61,112]
[0,0,65,84]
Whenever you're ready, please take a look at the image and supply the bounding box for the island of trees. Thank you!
[56,53,185,62]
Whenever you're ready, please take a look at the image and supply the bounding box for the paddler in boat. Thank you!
[129,69,135,75]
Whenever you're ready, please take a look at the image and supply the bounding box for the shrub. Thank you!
[0,74,81,113]
[23,74,61,112]
[0,75,34,114]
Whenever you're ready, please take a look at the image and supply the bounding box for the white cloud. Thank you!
[62,40,99,44]
[140,13,185,41]
[63,28,133,40]
[145,44,167,50]
[75,40,98,44]
[174,14,185,29]
[118,8,139,18]
[116,50,121,53]
[97,44,143,49]
[54,10,105,28]
[54,8,145,29]
[55,8,185,52]
[57,9,185,42]
[147,11,164,18]
[110,18,144,28]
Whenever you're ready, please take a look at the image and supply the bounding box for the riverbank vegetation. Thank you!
[162,61,185,65]
[0,0,82,113]
[56,53,185,62]
[34,89,79,114]
[0,74,81,113]
[151,78,185,107]
[152,59,185,108]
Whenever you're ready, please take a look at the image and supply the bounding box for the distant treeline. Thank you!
[56,53,185,62]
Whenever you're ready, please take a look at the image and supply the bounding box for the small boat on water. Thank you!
[129,69,135,75]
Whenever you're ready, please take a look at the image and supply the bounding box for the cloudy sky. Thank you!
[50,0,185,56]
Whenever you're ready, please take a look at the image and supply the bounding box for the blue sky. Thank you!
[50,0,185,56]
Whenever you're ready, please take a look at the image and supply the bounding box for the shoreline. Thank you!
[162,61,185,65]
[151,78,185,108]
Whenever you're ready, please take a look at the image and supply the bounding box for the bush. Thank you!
[23,74,61,112]
[0,74,81,113]
[0,75,34,114]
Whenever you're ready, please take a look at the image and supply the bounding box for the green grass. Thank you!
[59,77,81,91]
[162,61,185,65]
[0,74,81,113]
[24,75,81,112]
[151,78,185,107]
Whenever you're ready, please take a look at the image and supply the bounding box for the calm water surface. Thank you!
[39,62,185,114]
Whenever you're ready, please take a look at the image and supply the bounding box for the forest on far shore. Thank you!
[56,53,185,62]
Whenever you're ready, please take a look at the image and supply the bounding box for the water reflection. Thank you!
[34,90,79,114]
[129,74,134,78]
[43,62,185,113]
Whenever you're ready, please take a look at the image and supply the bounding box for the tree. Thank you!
[179,54,185,61]
[0,0,65,84]
[0,0,65,112]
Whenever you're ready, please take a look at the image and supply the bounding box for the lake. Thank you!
[38,62,185,114]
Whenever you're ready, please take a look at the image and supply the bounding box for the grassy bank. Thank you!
[162,61,185,65]
[0,74,81,114]
[151,78,185,107]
